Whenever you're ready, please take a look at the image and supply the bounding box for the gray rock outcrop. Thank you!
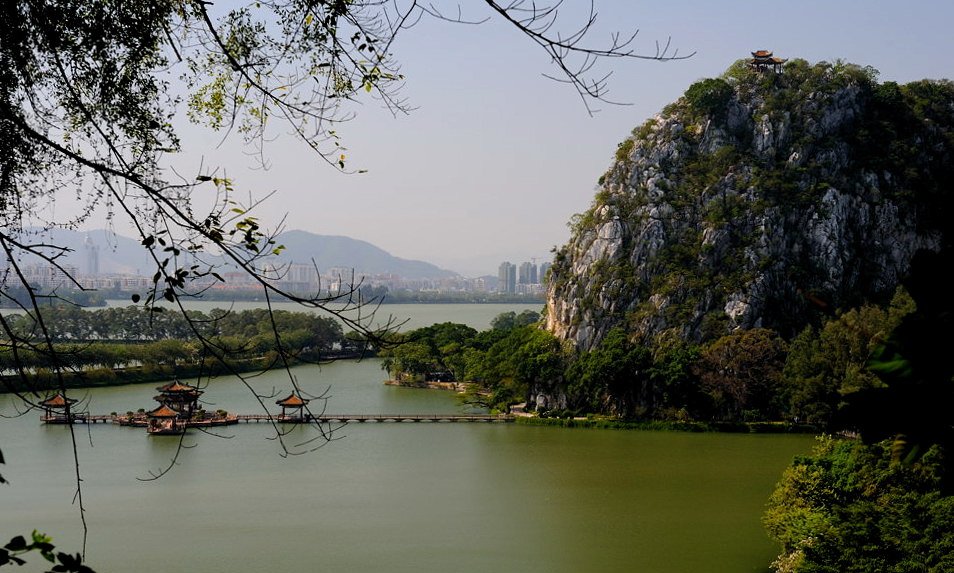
[545,60,953,350]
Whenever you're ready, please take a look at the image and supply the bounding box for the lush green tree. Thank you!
[775,287,915,427]
[647,340,702,418]
[683,77,733,119]
[464,325,564,411]
[490,310,541,330]
[379,322,479,382]
[764,436,954,573]
[566,328,651,415]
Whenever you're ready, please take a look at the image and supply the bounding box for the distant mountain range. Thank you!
[269,230,458,278]
[28,228,459,279]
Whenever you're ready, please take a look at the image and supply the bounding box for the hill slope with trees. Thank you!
[546,59,954,351]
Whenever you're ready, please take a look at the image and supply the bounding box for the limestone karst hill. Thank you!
[545,58,954,350]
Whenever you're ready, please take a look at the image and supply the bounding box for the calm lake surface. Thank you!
[1,304,812,572]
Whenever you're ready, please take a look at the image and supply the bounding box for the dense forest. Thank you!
[383,292,912,428]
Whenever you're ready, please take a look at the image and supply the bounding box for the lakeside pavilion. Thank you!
[38,393,80,423]
[146,380,203,435]
[146,404,185,435]
[276,392,310,422]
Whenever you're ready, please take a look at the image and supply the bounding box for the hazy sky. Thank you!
[144,1,954,276]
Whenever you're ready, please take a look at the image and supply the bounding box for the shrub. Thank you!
[684,78,733,120]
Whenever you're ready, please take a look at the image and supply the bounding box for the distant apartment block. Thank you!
[539,262,551,284]
[518,261,537,285]
[14,263,81,289]
[498,261,516,294]
[498,259,548,295]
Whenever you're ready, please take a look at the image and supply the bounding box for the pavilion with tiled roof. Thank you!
[38,393,80,423]
[750,50,787,72]
[146,404,185,435]
[153,379,203,421]
[276,392,310,421]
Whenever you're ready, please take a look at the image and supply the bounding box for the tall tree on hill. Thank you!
[0,0,688,564]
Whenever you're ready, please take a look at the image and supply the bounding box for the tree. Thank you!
[490,309,541,330]
[764,436,954,572]
[567,327,651,415]
[836,248,954,472]
[696,328,787,421]
[781,290,912,427]
[1,0,687,564]
[464,325,565,412]
[647,339,702,418]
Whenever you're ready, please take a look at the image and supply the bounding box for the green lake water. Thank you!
[1,304,813,572]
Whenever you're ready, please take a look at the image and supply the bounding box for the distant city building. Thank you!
[539,262,551,284]
[18,263,80,288]
[518,261,537,285]
[497,261,516,294]
[83,234,99,276]
[260,262,322,292]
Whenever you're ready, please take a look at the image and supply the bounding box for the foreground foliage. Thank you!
[1,531,94,572]
[764,436,954,573]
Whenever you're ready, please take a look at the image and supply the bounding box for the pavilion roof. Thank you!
[153,394,198,404]
[276,393,309,407]
[147,405,181,418]
[752,50,773,57]
[157,380,203,394]
[39,394,77,408]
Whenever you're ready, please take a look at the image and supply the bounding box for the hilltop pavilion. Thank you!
[750,50,787,73]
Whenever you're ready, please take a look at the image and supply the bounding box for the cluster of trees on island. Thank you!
[0,307,351,391]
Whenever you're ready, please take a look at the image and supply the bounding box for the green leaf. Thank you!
[4,536,26,551]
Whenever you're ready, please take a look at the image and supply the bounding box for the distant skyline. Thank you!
[75,1,954,277]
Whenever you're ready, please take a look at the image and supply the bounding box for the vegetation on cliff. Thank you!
[381,290,912,426]
[547,58,954,350]
[540,57,954,571]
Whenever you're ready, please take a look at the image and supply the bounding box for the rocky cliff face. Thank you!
[546,60,954,350]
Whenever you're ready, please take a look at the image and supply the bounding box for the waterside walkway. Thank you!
[42,412,513,426]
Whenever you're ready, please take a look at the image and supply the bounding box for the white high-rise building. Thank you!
[83,234,100,276]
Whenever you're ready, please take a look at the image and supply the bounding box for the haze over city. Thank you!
[73,0,954,277]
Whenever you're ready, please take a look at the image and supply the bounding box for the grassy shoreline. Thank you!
[514,415,821,433]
